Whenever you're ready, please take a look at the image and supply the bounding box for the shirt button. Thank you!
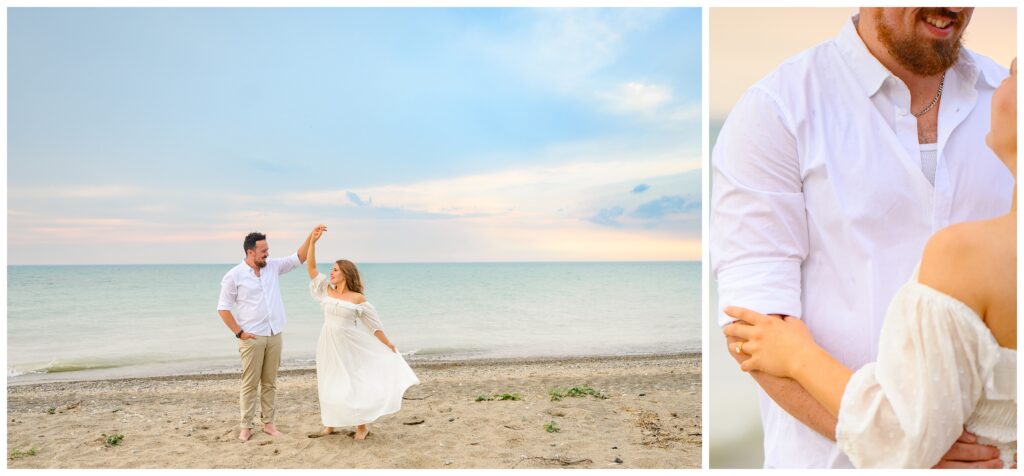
[896,107,908,117]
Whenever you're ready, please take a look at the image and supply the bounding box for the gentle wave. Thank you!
[7,353,228,378]
[401,347,489,358]
[9,360,123,377]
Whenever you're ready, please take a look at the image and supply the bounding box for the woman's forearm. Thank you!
[729,335,838,439]
[790,345,854,417]
[306,234,318,279]
[723,308,854,418]
[297,231,313,264]
[374,330,395,351]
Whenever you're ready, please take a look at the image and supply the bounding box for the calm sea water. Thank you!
[8,262,698,383]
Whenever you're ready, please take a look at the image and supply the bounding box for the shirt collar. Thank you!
[956,48,1003,89]
[241,260,258,276]
[836,14,890,97]
[835,14,1001,96]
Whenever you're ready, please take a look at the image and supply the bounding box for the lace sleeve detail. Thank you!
[359,302,384,333]
[309,273,329,300]
[836,282,1001,468]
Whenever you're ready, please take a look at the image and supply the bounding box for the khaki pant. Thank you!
[238,334,283,429]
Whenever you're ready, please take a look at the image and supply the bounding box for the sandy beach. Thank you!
[7,353,700,469]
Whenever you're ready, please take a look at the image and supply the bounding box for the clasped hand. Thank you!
[722,306,818,378]
[311,224,327,241]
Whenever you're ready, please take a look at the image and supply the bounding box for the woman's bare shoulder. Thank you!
[918,219,1010,317]
[350,292,367,304]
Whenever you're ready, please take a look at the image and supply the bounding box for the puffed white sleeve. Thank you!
[309,273,329,300]
[711,85,807,327]
[358,302,384,334]
[835,283,1002,468]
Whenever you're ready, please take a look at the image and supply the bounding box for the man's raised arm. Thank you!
[296,228,315,264]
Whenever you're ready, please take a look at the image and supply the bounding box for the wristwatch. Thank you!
[236,330,244,339]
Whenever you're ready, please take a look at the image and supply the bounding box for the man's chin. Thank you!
[884,35,961,76]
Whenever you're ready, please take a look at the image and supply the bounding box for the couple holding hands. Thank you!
[217,225,419,443]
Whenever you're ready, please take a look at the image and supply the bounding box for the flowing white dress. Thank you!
[310,274,420,427]
[836,273,1016,468]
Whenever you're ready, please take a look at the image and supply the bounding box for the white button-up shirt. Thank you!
[711,16,1011,468]
[217,253,302,337]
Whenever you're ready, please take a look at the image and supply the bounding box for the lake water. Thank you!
[8,261,699,383]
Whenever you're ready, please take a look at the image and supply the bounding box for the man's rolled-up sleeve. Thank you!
[274,252,302,275]
[217,273,236,312]
[711,86,808,327]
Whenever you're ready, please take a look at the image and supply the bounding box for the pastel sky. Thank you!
[8,8,701,265]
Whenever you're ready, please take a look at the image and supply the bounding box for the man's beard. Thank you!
[255,258,267,268]
[875,8,965,76]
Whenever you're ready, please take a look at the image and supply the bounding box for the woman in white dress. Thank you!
[723,59,1017,468]
[305,225,420,440]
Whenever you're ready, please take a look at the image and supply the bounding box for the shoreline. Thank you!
[8,352,700,468]
[8,351,697,387]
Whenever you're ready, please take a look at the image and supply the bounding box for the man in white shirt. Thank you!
[711,8,1012,468]
[218,229,315,442]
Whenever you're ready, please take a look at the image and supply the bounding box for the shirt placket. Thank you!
[932,67,976,232]
[888,82,925,178]
[260,273,277,336]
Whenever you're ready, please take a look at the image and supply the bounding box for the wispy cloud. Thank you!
[599,81,674,115]
[632,183,650,193]
[493,9,670,92]
[476,9,698,128]
[346,191,372,207]
[594,81,701,125]
[278,137,696,221]
[588,206,625,227]
[471,9,690,126]
[581,179,701,234]
[630,195,700,219]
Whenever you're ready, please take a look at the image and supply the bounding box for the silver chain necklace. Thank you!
[913,73,945,118]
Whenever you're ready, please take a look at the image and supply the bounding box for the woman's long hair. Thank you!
[335,259,364,293]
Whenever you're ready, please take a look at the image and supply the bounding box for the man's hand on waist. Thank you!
[932,429,1003,469]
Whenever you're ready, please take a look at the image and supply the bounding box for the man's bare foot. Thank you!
[263,423,283,437]
[239,428,252,442]
[354,425,369,440]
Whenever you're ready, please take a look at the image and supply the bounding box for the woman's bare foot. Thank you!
[239,428,252,442]
[307,427,335,438]
[263,423,283,437]
[354,425,369,440]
